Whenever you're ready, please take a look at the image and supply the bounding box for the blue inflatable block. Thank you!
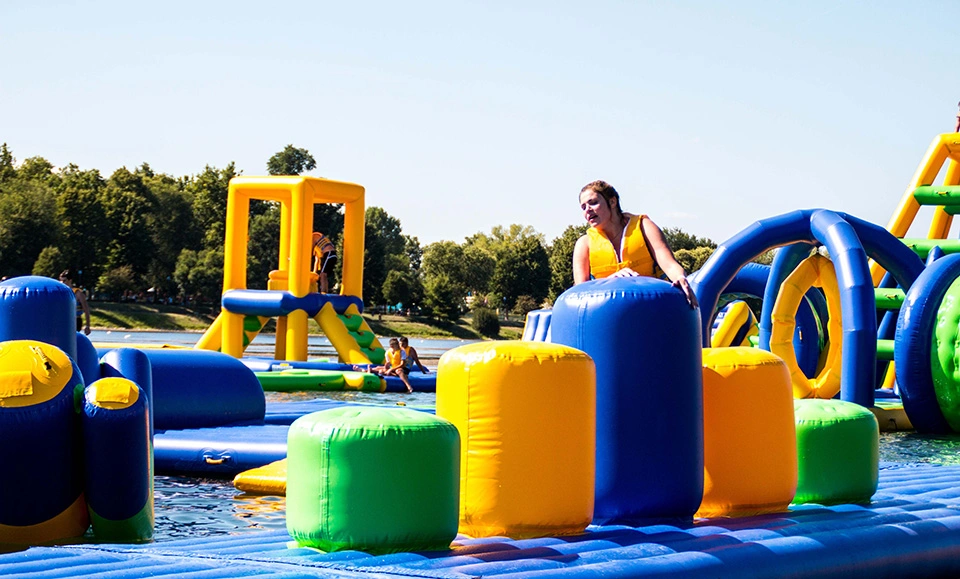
[552,276,703,523]
[154,424,288,476]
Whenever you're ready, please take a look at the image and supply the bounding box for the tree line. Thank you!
[0,143,720,322]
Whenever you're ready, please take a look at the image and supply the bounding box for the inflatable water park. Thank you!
[7,134,960,577]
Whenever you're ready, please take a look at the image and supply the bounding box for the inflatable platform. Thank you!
[4,463,960,578]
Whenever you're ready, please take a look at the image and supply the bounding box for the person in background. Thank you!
[59,269,91,335]
[311,232,337,293]
[383,337,414,393]
[572,180,698,308]
[399,336,429,373]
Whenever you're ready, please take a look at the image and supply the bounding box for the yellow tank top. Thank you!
[587,214,656,279]
[387,348,403,368]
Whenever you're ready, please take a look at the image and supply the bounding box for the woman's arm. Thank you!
[411,348,428,372]
[641,218,699,308]
[572,235,591,284]
[75,290,92,335]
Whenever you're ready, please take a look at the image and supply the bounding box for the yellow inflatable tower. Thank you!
[196,176,383,363]
[872,133,960,283]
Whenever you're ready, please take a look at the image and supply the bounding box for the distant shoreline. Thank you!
[89,301,525,341]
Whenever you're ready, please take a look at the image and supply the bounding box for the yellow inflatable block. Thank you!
[698,347,797,518]
[437,341,595,539]
[234,459,288,495]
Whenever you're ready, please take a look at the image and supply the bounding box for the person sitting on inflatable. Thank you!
[400,336,429,373]
[572,180,698,308]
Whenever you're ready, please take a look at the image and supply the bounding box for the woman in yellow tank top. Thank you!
[572,180,698,308]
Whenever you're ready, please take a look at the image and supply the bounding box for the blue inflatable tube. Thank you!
[0,276,78,360]
[103,349,265,431]
[100,348,154,435]
[552,277,703,523]
[693,209,925,407]
[718,261,819,377]
[894,253,960,433]
[82,378,152,542]
[0,355,85,529]
[75,332,100,387]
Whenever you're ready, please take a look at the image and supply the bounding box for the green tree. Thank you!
[189,163,238,249]
[247,205,281,289]
[404,235,423,272]
[674,246,715,274]
[363,206,406,304]
[548,224,588,301]
[423,273,463,322]
[56,164,110,285]
[0,143,15,182]
[267,145,316,176]
[140,166,196,294]
[101,168,157,278]
[490,236,550,310]
[462,245,495,296]
[97,265,137,300]
[465,224,543,255]
[18,156,58,186]
[382,269,422,309]
[32,246,65,278]
[661,227,716,251]
[174,247,225,303]
[0,179,59,276]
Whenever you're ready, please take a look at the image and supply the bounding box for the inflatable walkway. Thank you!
[5,463,960,578]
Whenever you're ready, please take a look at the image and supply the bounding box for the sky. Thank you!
[2,1,960,247]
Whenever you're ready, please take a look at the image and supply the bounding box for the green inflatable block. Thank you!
[794,399,879,505]
[286,407,460,553]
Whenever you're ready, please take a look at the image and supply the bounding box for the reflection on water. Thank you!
[90,329,475,362]
[880,431,960,466]
[155,476,286,540]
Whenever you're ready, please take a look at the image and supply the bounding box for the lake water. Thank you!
[90,331,960,542]
[89,329,470,362]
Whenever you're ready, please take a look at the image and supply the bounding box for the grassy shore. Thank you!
[88,301,525,340]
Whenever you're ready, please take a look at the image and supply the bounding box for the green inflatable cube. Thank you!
[286,407,460,553]
[794,399,879,505]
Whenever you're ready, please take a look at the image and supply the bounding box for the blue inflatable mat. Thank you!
[7,463,960,578]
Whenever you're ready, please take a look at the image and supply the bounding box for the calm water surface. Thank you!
[96,332,960,542]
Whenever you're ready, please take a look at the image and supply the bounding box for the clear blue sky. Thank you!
[2,1,959,246]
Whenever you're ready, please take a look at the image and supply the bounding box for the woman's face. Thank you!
[579,189,615,227]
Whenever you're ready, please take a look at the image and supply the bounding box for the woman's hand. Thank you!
[611,267,641,278]
[672,276,699,309]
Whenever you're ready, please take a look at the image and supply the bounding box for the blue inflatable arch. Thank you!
[692,209,925,407]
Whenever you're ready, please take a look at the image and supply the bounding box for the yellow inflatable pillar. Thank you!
[222,185,251,358]
[698,348,797,518]
[284,181,310,361]
[437,341,595,538]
